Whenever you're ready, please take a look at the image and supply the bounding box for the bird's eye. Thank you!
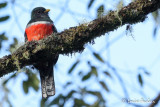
[37,11,40,14]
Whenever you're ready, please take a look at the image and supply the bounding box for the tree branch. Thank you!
[148,93,160,107]
[0,0,160,77]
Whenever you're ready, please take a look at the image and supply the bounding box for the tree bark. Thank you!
[0,0,160,77]
[148,93,160,107]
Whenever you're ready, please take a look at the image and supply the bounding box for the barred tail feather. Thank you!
[33,56,58,99]
[40,69,55,99]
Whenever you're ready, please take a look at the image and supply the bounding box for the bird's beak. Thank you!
[44,9,50,13]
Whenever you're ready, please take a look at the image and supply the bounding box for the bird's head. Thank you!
[31,7,51,21]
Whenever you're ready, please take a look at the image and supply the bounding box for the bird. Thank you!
[24,7,58,98]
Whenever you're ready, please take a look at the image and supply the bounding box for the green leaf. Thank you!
[88,0,95,9]
[0,33,8,49]
[0,2,7,9]
[87,91,105,105]
[48,94,65,106]
[30,73,39,91]
[87,91,102,98]
[40,99,47,107]
[138,67,150,76]
[93,52,104,63]
[99,81,109,92]
[66,90,76,99]
[2,73,16,86]
[22,71,39,94]
[64,81,72,88]
[91,66,98,77]
[97,5,104,18]
[25,71,39,92]
[144,71,150,75]
[78,71,83,76]
[3,85,10,93]
[0,33,8,40]
[23,81,29,94]
[74,98,89,106]
[138,74,143,87]
[82,72,92,81]
[0,16,9,22]
[68,60,79,74]
[151,10,159,38]
[153,26,157,38]
[152,10,159,21]
[103,71,112,78]
[90,100,100,107]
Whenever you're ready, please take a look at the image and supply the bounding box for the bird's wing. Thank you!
[52,23,57,33]
[24,32,28,42]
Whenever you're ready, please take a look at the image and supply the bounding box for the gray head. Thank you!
[30,7,52,23]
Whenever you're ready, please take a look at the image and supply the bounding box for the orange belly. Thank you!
[25,24,53,41]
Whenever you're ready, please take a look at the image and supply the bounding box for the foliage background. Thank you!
[0,0,160,107]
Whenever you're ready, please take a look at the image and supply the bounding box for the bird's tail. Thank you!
[38,63,55,99]
[34,56,58,99]
[40,70,55,98]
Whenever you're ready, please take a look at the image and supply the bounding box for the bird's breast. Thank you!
[25,23,53,41]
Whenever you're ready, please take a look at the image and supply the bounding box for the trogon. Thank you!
[25,7,58,98]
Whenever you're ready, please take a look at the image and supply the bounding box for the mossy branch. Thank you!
[0,0,160,77]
